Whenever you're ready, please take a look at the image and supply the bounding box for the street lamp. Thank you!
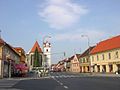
[81,35,92,74]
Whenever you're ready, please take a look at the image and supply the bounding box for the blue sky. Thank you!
[0,0,120,64]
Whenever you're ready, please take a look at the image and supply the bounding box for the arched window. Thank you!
[46,49,48,52]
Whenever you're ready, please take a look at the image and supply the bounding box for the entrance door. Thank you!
[97,65,100,72]
[102,65,106,72]
[109,65,113,72]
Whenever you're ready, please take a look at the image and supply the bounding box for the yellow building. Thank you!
[90,35,120,73]
[79,47,95,73]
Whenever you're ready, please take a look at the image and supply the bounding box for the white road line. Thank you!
[51,75,69,89]
[60,82,63,85]
[64,86,68,89]
[57,80,60,83]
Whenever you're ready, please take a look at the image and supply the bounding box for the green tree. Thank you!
[33,48,40,67]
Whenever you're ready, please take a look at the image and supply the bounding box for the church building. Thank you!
[27,40,51,71]
[27,41,43,71]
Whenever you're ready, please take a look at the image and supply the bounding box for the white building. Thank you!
[43,41,51,68]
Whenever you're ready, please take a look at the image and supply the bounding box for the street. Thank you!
[0,72,120,90]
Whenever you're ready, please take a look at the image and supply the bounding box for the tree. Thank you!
[33,48,40,67]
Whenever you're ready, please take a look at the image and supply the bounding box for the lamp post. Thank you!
[81,35,92,74]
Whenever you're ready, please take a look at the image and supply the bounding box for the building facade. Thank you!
[79,47,95,73]
[70,54,81,73]
[90,35,120,73]
[0,38,20,78]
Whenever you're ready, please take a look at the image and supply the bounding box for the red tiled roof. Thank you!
[0,38,20,57]
[91,35,120,54]
[14,47,23,51]
[30,41,42,53]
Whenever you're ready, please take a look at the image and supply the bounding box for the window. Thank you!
[97,55,99,61]
[115,51,119,58]
[92,56,94,61]
[83,58,85,63]
[31,55,34,65]
[108,53,111,59]
[102,54,104,60]
[80,59,82,63]
[86,58,88,62]
[46,49,48,52]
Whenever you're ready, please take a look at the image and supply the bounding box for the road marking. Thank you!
[60,82,63,85]
[57,80,60,83]
[51,74,69,89]
[64,86,68,89]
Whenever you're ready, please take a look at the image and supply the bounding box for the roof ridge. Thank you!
[91,35,120,54]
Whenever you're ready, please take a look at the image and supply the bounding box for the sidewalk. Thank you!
[1,72,50,81]
[65,72,120,77]
[89,73,120,77]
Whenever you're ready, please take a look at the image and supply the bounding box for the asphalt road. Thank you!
[0,72,120,90]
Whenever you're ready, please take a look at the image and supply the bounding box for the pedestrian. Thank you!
[36,70,41,78]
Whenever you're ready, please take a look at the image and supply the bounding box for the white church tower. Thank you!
[43,41,51,68]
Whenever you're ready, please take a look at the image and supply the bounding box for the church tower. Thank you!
[43,41,51,68]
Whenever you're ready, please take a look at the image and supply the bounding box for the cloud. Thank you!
[38,0,88,29]
[53,29,106,44]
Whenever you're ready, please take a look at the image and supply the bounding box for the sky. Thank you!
[0,0,120,64]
